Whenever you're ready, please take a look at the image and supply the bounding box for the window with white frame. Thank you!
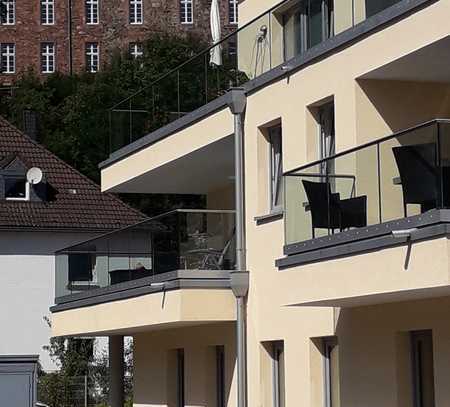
[85,42,99,73]
[269,125,283,211]
[129,0,142,24]
[1,0,15,25]
[41,42,55,73]
[5,177,30,201]
[229,0,238,24]
[180,0,193,24]
[1,43,15,73]
[85,0,99,24]
[40,0,55,24]
[129,42,143,59]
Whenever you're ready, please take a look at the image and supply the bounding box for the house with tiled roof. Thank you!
[0,116,146,371]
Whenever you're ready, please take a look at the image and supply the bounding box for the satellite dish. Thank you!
[26,167,43,185]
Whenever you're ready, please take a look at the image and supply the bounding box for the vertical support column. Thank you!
[109,335,124,407]
[228,88,249,407]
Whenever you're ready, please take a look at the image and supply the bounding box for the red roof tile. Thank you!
[0,116,146,230]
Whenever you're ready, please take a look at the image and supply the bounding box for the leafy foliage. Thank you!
[38,318,134,406]
[0,32,207,183]
[0,32,214,215]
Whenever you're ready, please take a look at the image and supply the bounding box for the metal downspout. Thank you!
[228,88,249,407]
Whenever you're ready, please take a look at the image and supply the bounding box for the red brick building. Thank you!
[0,0,238,84]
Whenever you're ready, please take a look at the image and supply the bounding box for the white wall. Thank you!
[0,230,101,371]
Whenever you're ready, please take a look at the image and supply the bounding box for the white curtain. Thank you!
[210,0,222,66]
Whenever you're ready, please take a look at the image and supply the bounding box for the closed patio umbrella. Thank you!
[209,0,222,66]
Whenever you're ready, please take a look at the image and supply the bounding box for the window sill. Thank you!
[254,209,283,225]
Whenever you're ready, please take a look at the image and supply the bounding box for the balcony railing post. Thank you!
[377,143,382,223]
[128,99,132,144]
[177,70,181,118]
[108,109,112,154]
[204,53,208,104]
[436,121,444,208]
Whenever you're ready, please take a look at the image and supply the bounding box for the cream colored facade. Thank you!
[52,0,450,406]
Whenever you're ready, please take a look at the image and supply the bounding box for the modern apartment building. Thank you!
[51,0,450,406]
[0,0,238,84]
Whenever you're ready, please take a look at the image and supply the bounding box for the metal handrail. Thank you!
[108,0,291,111]
[55,208,236,254]
[285,119,450,176]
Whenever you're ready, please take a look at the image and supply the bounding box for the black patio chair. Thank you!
[187,229,235,270]
[392,143,439,217]
[302,180,367,238]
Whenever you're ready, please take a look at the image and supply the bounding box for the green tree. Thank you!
[39,317,134,406]
[0,31,248,215]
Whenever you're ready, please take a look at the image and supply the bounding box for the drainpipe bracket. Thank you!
[230,271,249,298]
[227,88,247,115]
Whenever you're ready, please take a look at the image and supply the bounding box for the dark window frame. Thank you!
[411,330,435,407]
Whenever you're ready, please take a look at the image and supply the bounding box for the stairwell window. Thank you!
[40,0,55,25]
[180,0,193,24]
[1,0,15,25]
[269,125,283,211]
[229,0,238,24]
[41,42,55,73]
[129,0,143,24]
[85,42,99,73]
[1,43,15,73]
[86,0,99,24]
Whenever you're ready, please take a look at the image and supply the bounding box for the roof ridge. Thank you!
[0,115,146,220]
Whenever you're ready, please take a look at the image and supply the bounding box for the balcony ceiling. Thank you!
[288,285,450,309]
[360,35,450,82]
[110,135,235,195]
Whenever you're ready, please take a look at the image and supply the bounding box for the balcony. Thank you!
[51,209,237,336]
[108,0,422,154]
[275,120,450,308]
[54,209,235,299]
[280,119,450,266]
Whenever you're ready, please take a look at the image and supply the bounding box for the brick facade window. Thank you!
[129,0,143,24]
[41,42,55,73]
[1,43,15,73]
[129,42,143,59]
[40,0,55,25]
[85,42,99,73]
[180,0,193,24]
[1,0,15,25]
[229,0,238,24]
[85,0,99,24]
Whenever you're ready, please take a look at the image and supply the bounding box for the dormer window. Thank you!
[5,177,30,201]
